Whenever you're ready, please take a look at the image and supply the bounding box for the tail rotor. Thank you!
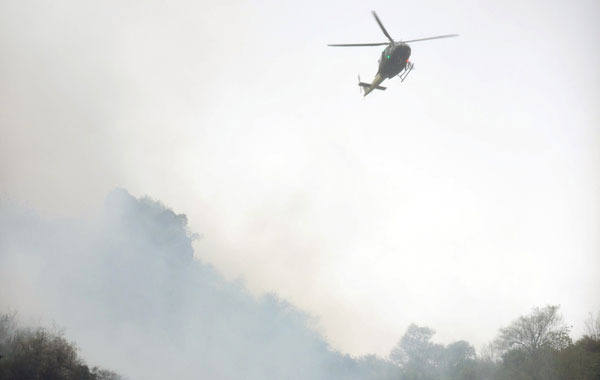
[358,75,364,95]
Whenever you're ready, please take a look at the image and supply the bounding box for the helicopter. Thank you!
[329,11,458,97]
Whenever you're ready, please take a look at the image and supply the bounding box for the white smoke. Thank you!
[0,189,395,380]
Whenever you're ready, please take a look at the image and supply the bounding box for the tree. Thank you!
[390,324,444,380]
[1,327,85,380]
[91,367,125,380]
[494,305,571,355]
[555,336,600,380]
[494,305,572,380]
[478,341,501,363]
[442,340,476,380]
[0,312,123,380]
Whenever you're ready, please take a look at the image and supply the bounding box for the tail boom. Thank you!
[358,74,386,96]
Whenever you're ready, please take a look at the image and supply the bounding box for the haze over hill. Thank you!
[2,190,599,380]
[0,189,394,379]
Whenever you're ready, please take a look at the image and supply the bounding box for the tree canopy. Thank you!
[0,313,123,380]
[494,305,572,355]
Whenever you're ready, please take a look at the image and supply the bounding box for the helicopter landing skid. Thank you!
[398,62,414,82]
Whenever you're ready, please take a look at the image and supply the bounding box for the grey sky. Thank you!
[1,0,599,356]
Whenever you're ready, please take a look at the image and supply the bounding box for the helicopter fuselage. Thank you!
[378,43,411,78]
[328,11,457,96]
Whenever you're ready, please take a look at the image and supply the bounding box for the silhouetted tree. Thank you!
[390,324,444,380]
[441,340,476,380]
[494,305,571,380]
[0,313,123,380]
[554,335,600,380]
[91,367,125,380]
[494,305,571,355]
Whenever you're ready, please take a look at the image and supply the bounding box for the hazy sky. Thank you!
[1,0,599,356]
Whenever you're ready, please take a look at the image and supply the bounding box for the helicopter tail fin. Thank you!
[358,74,386,96]
[358,74,386,97]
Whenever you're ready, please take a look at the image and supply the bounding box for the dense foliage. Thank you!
[0,314,122,380]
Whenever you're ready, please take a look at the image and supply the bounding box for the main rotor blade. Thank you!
[372,11,394,43]
[402,34,459,43]
[328,42,390,47]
